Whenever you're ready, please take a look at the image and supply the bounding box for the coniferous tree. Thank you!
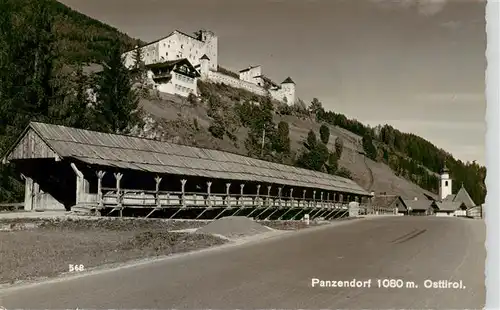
[0,0,59,202]
[325,152,339,174]
[319,124,330,145]
[273,121,291,154]
[362,134,377,161]
[58,65,93,129]
[131,42,146,83]
[92,42,143,134]
[334,137,344,158]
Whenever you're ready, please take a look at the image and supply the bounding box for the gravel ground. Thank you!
[196,216,273,240]
[0,218,225,285]
[258,218,358,230]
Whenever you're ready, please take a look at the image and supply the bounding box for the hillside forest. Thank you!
[0,0,486,206]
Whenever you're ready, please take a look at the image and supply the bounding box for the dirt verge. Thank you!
[0,218,226,285]
[258,218,358,230]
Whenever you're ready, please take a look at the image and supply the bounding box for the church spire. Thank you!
[440,161,449,174]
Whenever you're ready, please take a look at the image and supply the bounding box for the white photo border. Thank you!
[486,0,499,308]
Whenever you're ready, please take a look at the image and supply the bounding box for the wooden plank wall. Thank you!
[7,129,57,160]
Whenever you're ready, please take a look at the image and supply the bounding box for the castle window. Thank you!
[445,181,449,187]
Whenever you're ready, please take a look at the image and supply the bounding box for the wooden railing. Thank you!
[98,187,359,209]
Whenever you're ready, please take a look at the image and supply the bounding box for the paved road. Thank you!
[0,216,485,309]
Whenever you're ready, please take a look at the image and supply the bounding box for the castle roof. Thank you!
[239,65,261,73]
[123,29,206,53]
[282,77,295,84]
[200,54,210,60]
[145,58,200,77]
[254,75,280,88]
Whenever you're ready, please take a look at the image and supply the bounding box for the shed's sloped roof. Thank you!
[403,199,432,211]
[372,195,399,208]
[453,186,476,208]
[9,122,370,196]
[434,201,463,212]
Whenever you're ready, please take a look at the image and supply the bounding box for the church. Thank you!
[431,164,477,217]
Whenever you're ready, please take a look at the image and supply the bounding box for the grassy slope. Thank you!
[138,91,436,201]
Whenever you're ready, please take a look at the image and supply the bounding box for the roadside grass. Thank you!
[0,218,225,285]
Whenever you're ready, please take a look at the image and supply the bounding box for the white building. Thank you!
[146,58,200,97]
[438,164,452,200]
[123,29,218,72]
[238,65,296,105]
[122,29,297,103]
[433,164,476,217]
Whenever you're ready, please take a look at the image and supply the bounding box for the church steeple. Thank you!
[440,161,449,174]
[439,162,452,201]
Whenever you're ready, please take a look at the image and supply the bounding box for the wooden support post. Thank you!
[194,181,213,219]
[96,171,105,208]
[255,184,261,207]
[181,179,187,207]
[207,181,212,206]
[155,176,162,208]
[239,184,245,207]
[278,187,282,207]
[267,185,272,207]
[253,185,273,219]
[226,183,231,207]
[114,172,123,217]
[24,176,34,211]
[146,176,162,218]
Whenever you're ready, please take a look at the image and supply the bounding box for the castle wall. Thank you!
[123,43,160,69]
[206,71,268,97]
[239,66,262,84]
[269,84,296,105]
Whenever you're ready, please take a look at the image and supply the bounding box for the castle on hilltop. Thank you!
[122,29,296,105]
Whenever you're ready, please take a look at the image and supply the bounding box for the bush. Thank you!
[336,167,353,179]
[208,124,224,139]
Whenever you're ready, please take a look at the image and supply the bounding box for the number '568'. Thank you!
[69,264,85,272]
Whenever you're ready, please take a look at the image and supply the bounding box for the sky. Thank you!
[58,0,487,165]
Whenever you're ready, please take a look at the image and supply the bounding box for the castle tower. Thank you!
[439,163,452,201]
[198,30,218,70]
[280,77,296,105]
[199,54,210,80]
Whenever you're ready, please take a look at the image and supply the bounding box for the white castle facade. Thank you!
[122,29,296,105]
